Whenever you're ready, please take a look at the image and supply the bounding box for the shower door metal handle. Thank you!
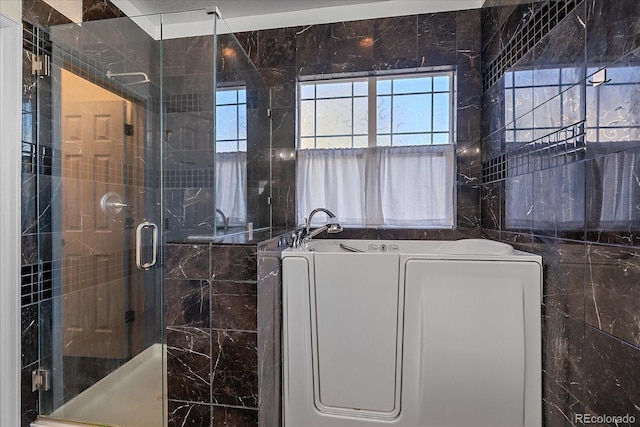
[136,221,158,270]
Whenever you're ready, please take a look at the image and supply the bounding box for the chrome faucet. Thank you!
[215,208,229,231]
[301,208,343,243]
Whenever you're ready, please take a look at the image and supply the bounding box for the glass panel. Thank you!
[316,136,352,149]
[393,76,432,94]
[393,133,432,146]
[377,95,391,134]
[353,80,368,96]
[40,11,169,426]
[354,135,368,148]
[216,105,239,140]
[316,81,353,98]
[300,100,315,137]
[300,137,315,149]
[353,97,368,135]
[217,89,238,105]
[300,84,315,99]
[377,79,392,95]
[393,94,432,133]
[433,75,450,92]
[316,98,353,136]
[433,93,450,132]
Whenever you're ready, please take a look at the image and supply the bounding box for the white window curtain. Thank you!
[216,152,247,225]
[297,145,455,227]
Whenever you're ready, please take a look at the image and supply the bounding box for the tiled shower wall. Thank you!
[235,9,484,229]
[481,0,640,424]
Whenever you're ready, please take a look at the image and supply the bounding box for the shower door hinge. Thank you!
[124,124,134,136]
[32,368,51,392]
[31,53,51,77]
[267,108,272,118]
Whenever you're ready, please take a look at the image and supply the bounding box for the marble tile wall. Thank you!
[236,8,484,230]
[481,0,640,424]
[165,236,282,427]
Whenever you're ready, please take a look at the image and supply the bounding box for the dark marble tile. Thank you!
[481,180,504,231]
[534,2,585,85]
[257,271,280,332]
[257,311,281,427]
[374,16,417,63]
[271,185,297,228]
[538,240,586,320]
[582,326,640,418]
[585,244,640,347]
[235,31,259,66]
[258,28,298,69]
[21,305,39,369]
[531,162,585,238]
[211,405,258,427]
[168,400,212,427]
[457,184,481,229]
[82,0,125,21]
[323,228,480,241]
[210,246,256,281]
[167,327,212,404]
[586,0,640,67]
[270,107,296,148]
[543,379,585,427]
[295,24,332,73]
[166,279,211,328]
[22,367,39,427]
[331,20,374,64]
[417,12,456,66]
[542,305,586,397]
[211,281,257,331]
[211,330,258,408]
[22,0,72,27]
[166,244,210,280]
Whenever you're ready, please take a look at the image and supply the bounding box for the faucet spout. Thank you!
[215,208,229,231]
[302,208,343,244]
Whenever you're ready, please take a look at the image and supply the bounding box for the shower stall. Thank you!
[27,8,271,427]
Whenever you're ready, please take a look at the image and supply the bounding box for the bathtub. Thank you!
[282,239,542,427]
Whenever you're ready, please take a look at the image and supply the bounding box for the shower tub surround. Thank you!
[165,229,283,426]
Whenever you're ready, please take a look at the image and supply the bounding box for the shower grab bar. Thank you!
[136,221,158,270]
[106,70,150,85]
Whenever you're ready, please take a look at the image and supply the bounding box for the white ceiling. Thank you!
[111,0,484,37]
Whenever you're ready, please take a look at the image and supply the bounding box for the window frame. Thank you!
[295,71,457,229]
[297,71,456,150]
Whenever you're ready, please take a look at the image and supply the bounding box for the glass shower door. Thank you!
[36,14,166,427]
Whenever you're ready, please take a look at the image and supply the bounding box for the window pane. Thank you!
[353,81,368,96]
[316,82,352,98]
[316,98,352,136]
[393,76,432,94]
[316,136,352,149]
[238,140,247,151]
[354,97,368,135]
[300,137,315,149]
[433,133,450,144]
[393,133,431,146]
[393,94,432,133]
[216,105,238,140]
[377,95,391,133]
[300,84,315,100]
[377,135,391,146]
[216,90,237,105]
[378,79,391,95]
[300,100,315,137]
[433,75,450,92]
[354,135,368,148]
[238,106,247,140]
[238,89,246,103]
[216,140,237,153]
[433,93,450,132]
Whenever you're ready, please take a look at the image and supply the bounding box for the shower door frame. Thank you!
[0,12,22,427]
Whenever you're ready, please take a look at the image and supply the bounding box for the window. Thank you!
[297,73,455,227]
[215,87,247,225]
